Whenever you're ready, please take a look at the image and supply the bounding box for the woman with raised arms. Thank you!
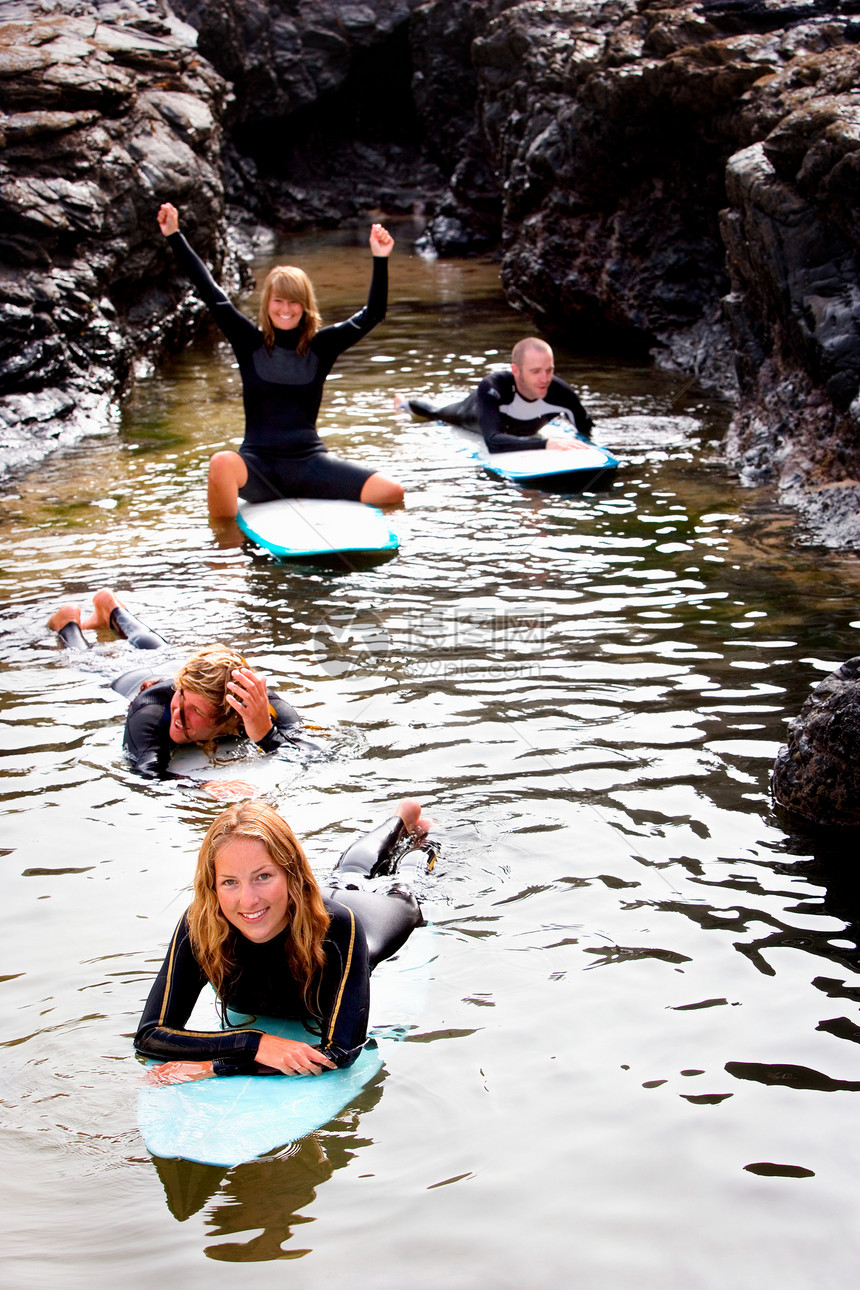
[157,203,404,519]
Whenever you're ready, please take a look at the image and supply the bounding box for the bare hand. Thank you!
[369,223,394,257]
[200,778,261,801]
[157,202,179,236]
[225,666,272,743]
[256,1033,337,1076]
[546,438,576,451]
[145,1060,214,1086]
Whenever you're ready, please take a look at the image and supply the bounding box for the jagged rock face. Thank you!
[411,0,860,543]
[772,656,860,828]
[0,0,231,475]
[171,0,445,228]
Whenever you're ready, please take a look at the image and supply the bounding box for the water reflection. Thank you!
[152,1087,383,1260]
[4,226,860,1287]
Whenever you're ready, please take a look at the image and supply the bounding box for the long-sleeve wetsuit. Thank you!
[407,369,593,453]
[123,678,304,779]
[134,814,413,1071]
[168,231,388,501]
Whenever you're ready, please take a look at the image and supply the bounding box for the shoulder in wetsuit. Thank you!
[134,814,413,1071]
[123,677,303,779]
[408,369,593,454]
[167,231,388,463]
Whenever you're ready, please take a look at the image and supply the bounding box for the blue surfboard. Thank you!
[138,1016,383,1167]
[237,497,399,562]
[453,418,619,492]
[137,923,435,1167]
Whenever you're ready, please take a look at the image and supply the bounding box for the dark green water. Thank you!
[2,220,860,1289]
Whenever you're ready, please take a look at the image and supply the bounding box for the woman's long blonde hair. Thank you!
[174,644,246,739]
[259,266,322,356]
[187,802,331,1012]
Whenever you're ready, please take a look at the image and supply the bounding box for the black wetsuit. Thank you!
[168,231,388,501]
[134,815,423,1071]
[123,677,303,779]
[56,606,306,778]
[407,370,593,453]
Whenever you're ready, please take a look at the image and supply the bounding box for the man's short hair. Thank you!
[511,337,552,368]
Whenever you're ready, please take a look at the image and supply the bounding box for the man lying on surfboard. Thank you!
[48,588,317,788]
[395,337,594,454]
[136,798,434,1083]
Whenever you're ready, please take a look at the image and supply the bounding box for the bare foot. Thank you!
[81,587,123,630]
[396,797,435,836]
[393,394,409,411]
[47,604,83,633]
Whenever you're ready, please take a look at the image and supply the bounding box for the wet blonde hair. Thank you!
[187,802,331,1012]
[259,265,322,355]
[174,644,247,738]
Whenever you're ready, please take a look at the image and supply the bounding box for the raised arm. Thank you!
[157,203,256,349]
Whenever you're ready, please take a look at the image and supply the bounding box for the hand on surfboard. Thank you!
[255,1034,337,1076]
[546,438,577,451]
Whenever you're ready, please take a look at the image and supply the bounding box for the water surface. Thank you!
[2,220,860,1289]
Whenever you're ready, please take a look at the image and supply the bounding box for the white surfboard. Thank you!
[453,418,619,492]
[237,498,399,560]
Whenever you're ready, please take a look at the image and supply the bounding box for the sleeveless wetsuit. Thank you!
[407,370,593,453]
[168,232,387,501]
[134,814,423,1071]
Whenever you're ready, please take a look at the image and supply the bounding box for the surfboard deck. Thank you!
[166,740,290,790]
[452,420,619,492]
[237,498,399,562]
[138,1016,383,1168]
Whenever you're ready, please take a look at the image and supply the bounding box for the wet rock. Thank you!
[172,0,447,230]
[772,656,860,827]
[0,0,234,479]
[409,0,860,543]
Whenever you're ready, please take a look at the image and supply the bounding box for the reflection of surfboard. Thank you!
[237,498,399,562]
[138,1015,383,1168]
[453,419,619,493]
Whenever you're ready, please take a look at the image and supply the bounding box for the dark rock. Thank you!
[407,0,860,542]
[0,0,233,479]
[772,656,860,826]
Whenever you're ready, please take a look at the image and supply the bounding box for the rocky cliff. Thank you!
[412,0,860,545]
[3,0,860,547]
[0,0,232,474]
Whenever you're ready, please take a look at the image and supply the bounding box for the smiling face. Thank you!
[214,836,290,943]
[511,343,555,402]
[267,293,303,331]
[168,688,222,745]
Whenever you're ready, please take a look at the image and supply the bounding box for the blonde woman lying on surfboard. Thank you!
[135,798,433,1083]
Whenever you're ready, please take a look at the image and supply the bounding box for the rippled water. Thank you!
[3,220,860,1289]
